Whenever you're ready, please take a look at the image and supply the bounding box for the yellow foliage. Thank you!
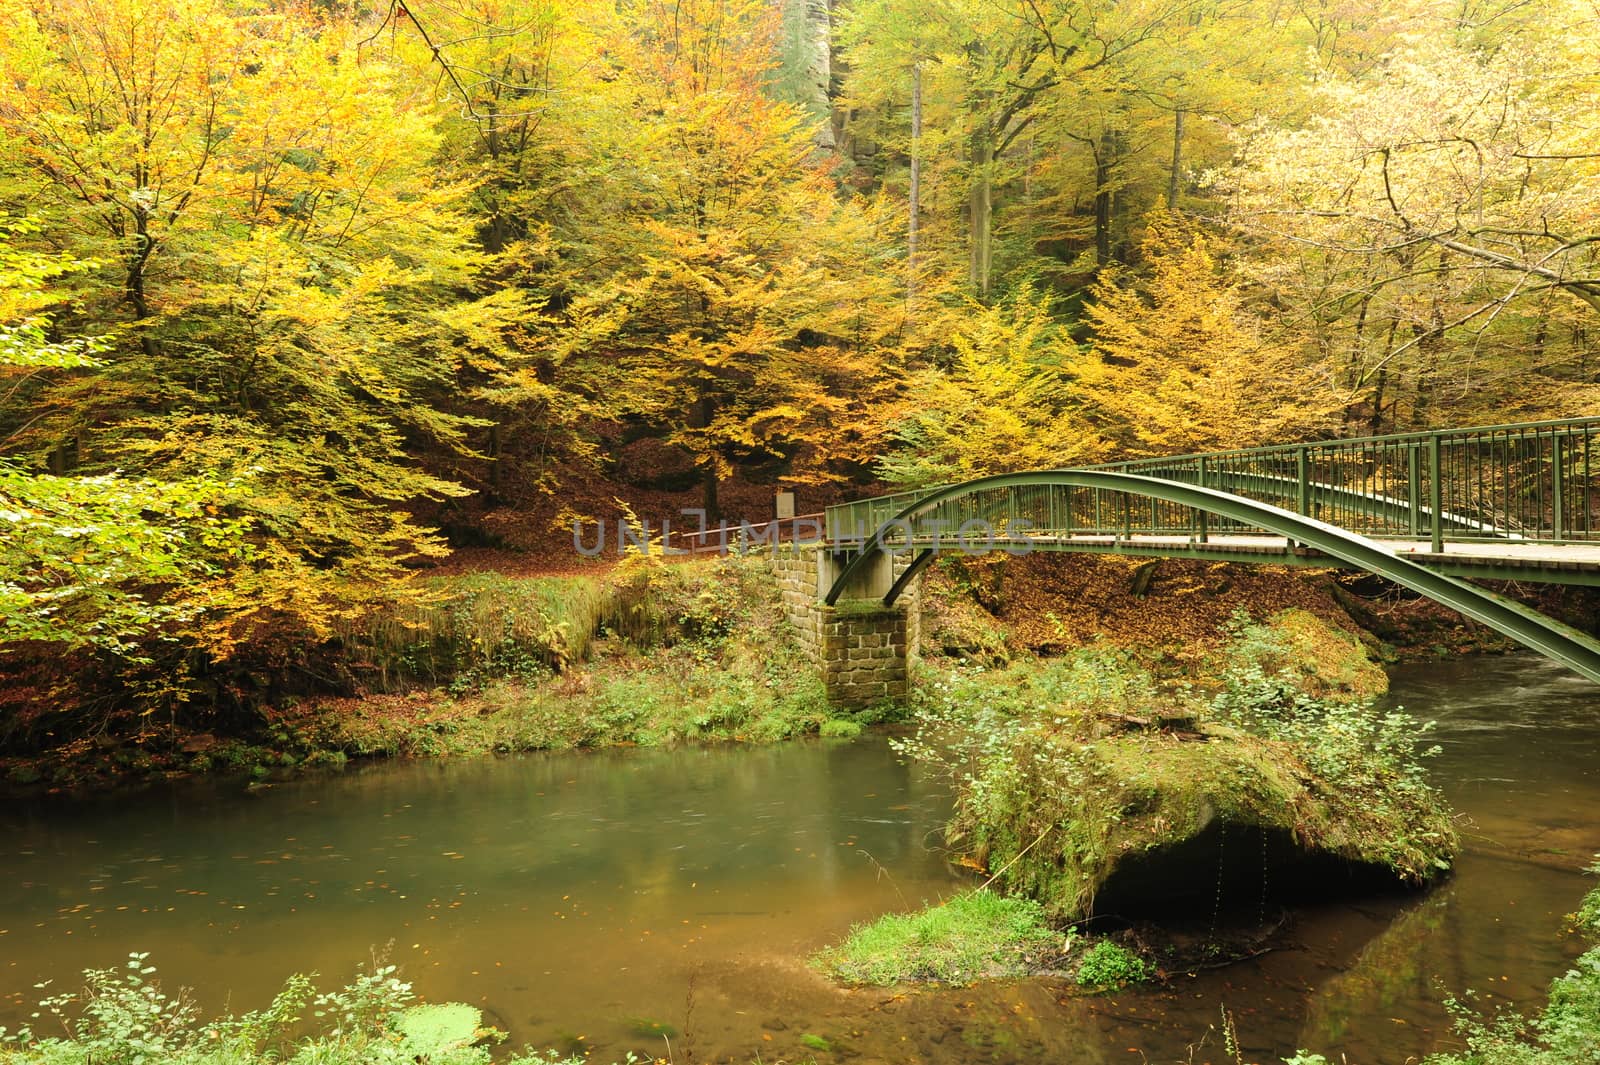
[878,287,1098,487]
[1073,212,1336,457]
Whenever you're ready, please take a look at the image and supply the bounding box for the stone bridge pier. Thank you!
[770,546,919,709]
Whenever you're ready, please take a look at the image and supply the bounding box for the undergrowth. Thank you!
[338,572,611,692]
[0,955,613,1065]
[3,554,878,789]
[299,555,848,758]
[1418,860,1600,1065]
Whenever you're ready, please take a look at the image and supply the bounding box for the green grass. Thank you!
[39,554,890,789]
[337,571,615,692]
[818,718,864,739]
[815,890,1068,986]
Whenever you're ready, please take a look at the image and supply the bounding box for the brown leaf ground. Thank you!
[918,552,1599,667]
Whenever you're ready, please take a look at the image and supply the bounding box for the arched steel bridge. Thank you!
[821,417,1600,684]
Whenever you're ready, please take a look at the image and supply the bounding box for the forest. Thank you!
[4,3,1600,1063]
[1,0,1598,723]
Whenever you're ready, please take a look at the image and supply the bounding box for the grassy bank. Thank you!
[816,888,1156,991]
[0,556,867,792]
[298,554,863,755]
[817,890,1070,986]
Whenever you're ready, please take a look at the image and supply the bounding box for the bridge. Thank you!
[784,418,1600,701]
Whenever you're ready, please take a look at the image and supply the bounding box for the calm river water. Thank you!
[2,654,1598,1063]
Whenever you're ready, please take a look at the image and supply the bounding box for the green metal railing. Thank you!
[821,468,1600,683]
[825,417,1600,552]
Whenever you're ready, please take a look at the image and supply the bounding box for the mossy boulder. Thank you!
[953,719,1456,919]
[1224,608,1389,701]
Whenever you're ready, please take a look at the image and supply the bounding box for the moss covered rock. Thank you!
[954,719,1455,919]
[907,619,1455,922]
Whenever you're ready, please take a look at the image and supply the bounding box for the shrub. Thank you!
[0,955,643,1065]
[1075,941,1150,991]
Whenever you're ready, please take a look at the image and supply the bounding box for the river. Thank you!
[2,654,1597,1063]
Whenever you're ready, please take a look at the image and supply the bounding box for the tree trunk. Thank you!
[695,395,720,525]
[969,121,994,299]
[1367,315,1401,431]
[1166,108,1185,209]
[1109,127,1131,263]
[1096,122,1130,265]
[1094,131,1113,267]
[1369,365,1389,433]
[702,461,720,526]
[908,62,922,311]
[125,216,162,359]
[486,423,503,506]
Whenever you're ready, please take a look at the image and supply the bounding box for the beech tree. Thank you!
[877,287,1092,486]
[0,0,525,653]
[1225,13,1600,426]
[533,0,909,519]
[0,220,248,657]
[842,0,1206,298]
[1073,212,1333,455]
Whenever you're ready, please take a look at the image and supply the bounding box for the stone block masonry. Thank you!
[819,605,910,706]
[769,545,919,709]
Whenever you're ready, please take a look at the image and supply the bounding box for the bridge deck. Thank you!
[887,533,1600,585]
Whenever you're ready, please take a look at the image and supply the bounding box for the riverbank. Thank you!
[0,556,863,792]
[3,550,1593,795]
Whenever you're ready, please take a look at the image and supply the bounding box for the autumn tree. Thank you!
[1225,8,1600,427]
[0,218,250,664]
[529,0,909,520]
[1072,211,1333,455]
[877,288,1095,486]
[0,0,524,668]
[842,0,1206,299]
